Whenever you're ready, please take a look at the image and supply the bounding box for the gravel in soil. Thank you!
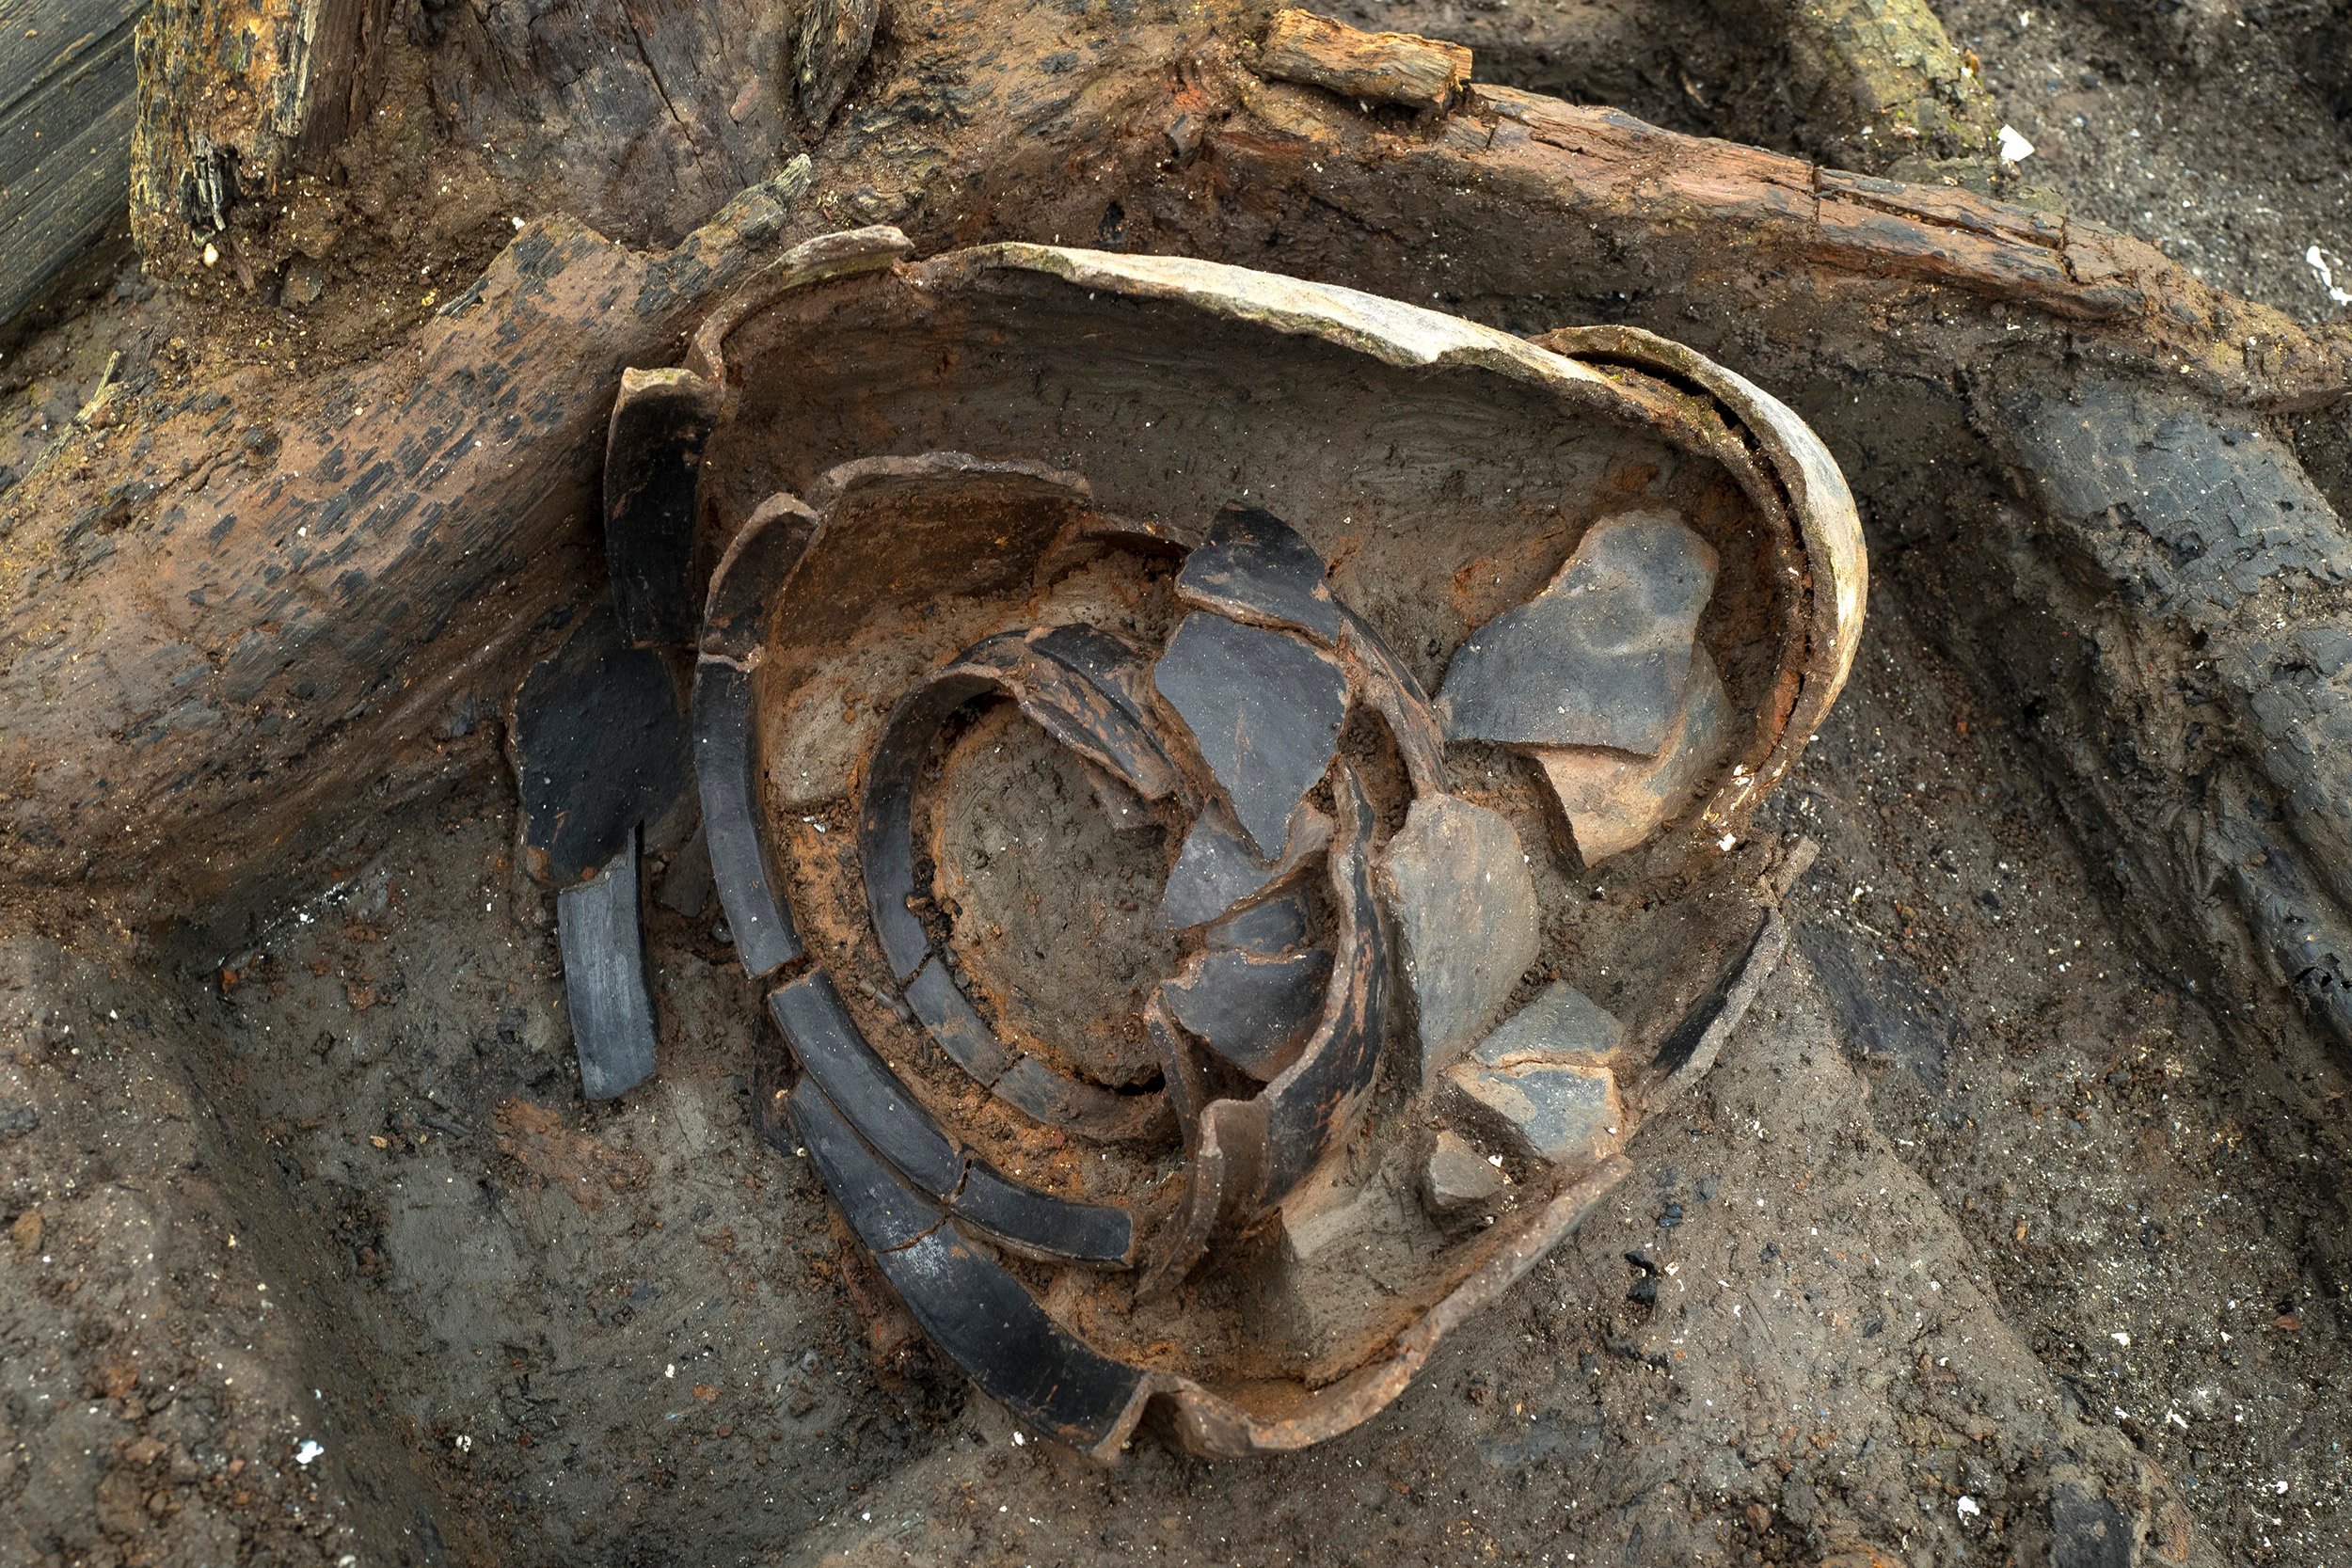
[1937,0,2352,325]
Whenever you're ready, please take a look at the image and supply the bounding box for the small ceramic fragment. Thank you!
[1470,981,1623,1069]
[703,491,818,657]
[768,969,1135,1260]
[1033,623,1162,731]
[1162,947,1332,1080]
[906,955,1019,1085]
[693,658,803,977]
[1175,504,1343,643]
[1244,768,1391,1211]
[987,1056,1174,1146]
[1535,649,1734,865]
[1159,800,1332,930]
[1377,794,1539,1077]
[557,827,659,1101]
[1420,1130,1505,1224]
[1441,1057,1624,1172]
[1438,511,1719,754]
[1153,613,1349,859]
[1337,605,1447,795]
[1206,893,1311,956]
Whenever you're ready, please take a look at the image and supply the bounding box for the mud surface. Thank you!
[1938,0,2352,322]
[931,704,1181,1090]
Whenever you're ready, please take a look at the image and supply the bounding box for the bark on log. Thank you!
[1724,0,2004,172]
[0,161,810,917]
[1255,8,1470,111]
[129,0,398,259]
[0,0,141,328]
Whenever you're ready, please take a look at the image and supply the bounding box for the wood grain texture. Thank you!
[128,0,397,253]
[795,0,882,129]
[0,172,812,911]
[0,0,142,329]
[1256,8,1469,111]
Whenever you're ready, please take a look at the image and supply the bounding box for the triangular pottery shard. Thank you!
[1174,504,1344,644]
[1153,612,1349,859]
[1438,510,1720,754]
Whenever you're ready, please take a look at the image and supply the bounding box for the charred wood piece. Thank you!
[509,601,691,886]
[604,369,721,648]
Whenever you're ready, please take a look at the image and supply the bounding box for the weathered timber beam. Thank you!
[0,0,142,330]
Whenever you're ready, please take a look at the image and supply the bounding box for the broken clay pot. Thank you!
[601,230,1865,1462]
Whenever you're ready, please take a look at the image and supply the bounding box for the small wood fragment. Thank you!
[1256,8,1470,113]
[795,0,882,130]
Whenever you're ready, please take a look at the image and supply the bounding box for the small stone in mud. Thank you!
[1378,794,1539,1075]
[280,261,325,307]
[1175,504,1343,644]
[1153,613,1348,860]
[1420,1130,1505,1224]
[1438,510,1718,754]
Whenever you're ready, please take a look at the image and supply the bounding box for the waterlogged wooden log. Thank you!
[0,166,811,912]
[0,0,142,329]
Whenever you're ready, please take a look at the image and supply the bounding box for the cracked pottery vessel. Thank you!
[599,230,1867,1461]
